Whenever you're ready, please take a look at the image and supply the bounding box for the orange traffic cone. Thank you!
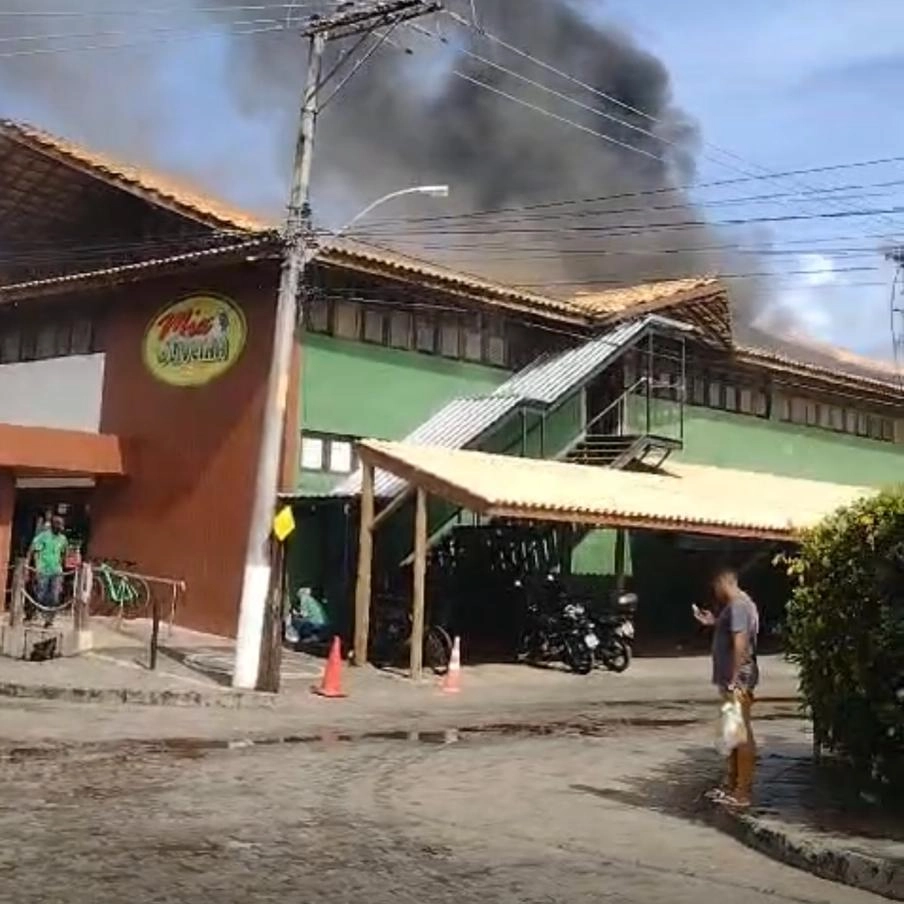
[441,636,462,694]
[312,636,347,698]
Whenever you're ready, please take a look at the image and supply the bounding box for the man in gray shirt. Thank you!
[694,566,760,807]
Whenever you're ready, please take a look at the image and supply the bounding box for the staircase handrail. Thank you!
[557,376,650,460]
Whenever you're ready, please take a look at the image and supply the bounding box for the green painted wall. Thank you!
[300,333,509,440]
[675,405,904,486]
[572,528,633,577]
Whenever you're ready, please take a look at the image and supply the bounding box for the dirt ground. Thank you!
[0,718,886,904]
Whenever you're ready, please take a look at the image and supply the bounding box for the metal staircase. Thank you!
[335,314,690,499]
[559,376,683,471]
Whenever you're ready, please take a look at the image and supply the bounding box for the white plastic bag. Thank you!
[717,697,748,755]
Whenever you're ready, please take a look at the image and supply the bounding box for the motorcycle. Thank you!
[593,592,637,673]
[516,574,598,675]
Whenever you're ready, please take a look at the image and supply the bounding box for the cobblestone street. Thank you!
[0,718,886,903]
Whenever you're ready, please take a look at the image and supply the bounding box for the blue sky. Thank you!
[596,0,904,359]
[1,1,902,361]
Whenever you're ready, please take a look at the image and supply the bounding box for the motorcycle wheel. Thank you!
[563,637,594,675]
[424,625,453,675]
[602,639,631,674]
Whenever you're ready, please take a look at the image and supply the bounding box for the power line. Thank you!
[358,155,904,229]
[449,68,662,161]
[0,19,289,58]
[0,3,337,16]
[444,9,904,234]
[347,204,904,238]
[355,179,904,234]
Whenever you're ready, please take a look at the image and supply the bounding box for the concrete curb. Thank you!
[710,802,904,901]
[0,681,274,709]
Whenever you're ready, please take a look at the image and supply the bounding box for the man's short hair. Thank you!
[711,565,737,584]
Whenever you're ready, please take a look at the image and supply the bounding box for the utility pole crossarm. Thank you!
[302,1,441,40]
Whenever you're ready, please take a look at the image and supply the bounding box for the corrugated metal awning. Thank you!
[333,315,686,499]
[356,440,872,540]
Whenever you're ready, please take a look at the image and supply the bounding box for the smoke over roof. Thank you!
[0,0,882,366]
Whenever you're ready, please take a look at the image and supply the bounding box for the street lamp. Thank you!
[335,184,450,236]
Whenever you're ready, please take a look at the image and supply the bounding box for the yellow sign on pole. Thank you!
[273,505,296,542]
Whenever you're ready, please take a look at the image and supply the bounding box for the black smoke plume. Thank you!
[0,0,840,347]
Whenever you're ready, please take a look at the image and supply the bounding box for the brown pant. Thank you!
[723,689,756,801]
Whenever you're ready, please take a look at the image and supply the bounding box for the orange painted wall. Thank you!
[90,262,278,636]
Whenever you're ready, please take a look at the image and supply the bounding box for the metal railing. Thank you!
[3,558,186,670]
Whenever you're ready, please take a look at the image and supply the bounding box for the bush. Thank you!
[784,489,904,789]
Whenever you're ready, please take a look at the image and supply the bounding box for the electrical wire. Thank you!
[0,3,339,16]
[358,156,904,229]
[319,18,401,111]
[444,8,904,234]
[355,180,904,235]
[347,205,904,239]
[0,20,289,58]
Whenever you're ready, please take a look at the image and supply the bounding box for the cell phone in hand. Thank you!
[691,604,701,617]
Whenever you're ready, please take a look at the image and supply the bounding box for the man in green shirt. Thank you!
[29,515,68,624]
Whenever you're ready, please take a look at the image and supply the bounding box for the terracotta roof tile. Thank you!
[0,120,272,233]
[568,276,723,318]
[316,238,586,320]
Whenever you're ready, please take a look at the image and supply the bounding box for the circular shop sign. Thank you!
[143,294,247,387]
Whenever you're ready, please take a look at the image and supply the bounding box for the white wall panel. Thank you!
[0,354,105,432]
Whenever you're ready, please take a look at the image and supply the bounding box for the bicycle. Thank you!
[369,599,453,674]
[90,559,150,614]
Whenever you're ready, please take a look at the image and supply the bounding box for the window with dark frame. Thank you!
[463,316,482,361]
[754,390,768,417]
[415,314,436,353]
[300,436,325,471]
[440,314,461,358]
[307,297,330,334]
[486,318,507,367]
[739,388,752,414]
[334,301,361,340]
[35,324,56,360]
[724,384,737,412]
[363,308,385,344]
[691,376,705,405]
[300,432,358,475]
[389,310,411,349]
[0,329,20,364]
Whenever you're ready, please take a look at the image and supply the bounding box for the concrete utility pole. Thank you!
[234,0,443,692]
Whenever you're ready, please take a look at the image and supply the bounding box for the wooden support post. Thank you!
[614,528,627,595]
[9,558,25,628]
[353,463,375,667]
[410,487,427,681]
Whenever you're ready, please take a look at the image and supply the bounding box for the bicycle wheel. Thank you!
[122,576,150,612]
[424,625,453,675]
[89,571,117,617]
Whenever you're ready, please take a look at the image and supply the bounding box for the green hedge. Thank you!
[785,489,904,789]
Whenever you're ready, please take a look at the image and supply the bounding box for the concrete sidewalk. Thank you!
[711,721,904,901]
[0,652,799,751]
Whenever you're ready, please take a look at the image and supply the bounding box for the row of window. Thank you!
[625,357,899,443]
[778,396,896,442]
[305,296,509,368]
[300,432,359,475]
[689,376,770,418]
[0,317,97,365]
